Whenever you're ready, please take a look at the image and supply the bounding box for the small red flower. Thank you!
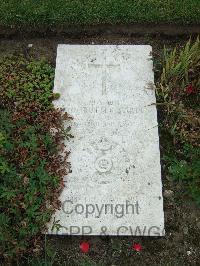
[80,241,90,253]
[132,243,142,252]
[185,85,194,95]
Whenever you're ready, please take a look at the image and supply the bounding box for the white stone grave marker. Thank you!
[48,45,165,236]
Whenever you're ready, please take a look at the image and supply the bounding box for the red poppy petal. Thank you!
[186,85,194,94]
[132,243,142,251]
[80,241,90,253]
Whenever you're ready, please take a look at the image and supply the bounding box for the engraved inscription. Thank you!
[67,101,145,115]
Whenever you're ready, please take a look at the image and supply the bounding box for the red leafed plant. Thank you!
[0,55,73,261]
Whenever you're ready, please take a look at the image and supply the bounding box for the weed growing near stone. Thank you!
[156,38,200,205]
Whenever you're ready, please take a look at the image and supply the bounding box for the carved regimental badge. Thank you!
[80,136,135,184]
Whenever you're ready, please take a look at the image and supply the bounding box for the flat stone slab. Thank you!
[48,45,165,236]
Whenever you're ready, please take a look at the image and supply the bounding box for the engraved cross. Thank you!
[88,57,120,95]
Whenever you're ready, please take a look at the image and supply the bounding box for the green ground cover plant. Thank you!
[0,56,59,109]
[0,55,72,260]
[156,38,200,206]
[0,0,199,27]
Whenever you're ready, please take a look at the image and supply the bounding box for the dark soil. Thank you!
[0,33,199,266]
[0,23,200,38]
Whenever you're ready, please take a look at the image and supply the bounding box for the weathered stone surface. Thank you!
[48,45,165,236]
